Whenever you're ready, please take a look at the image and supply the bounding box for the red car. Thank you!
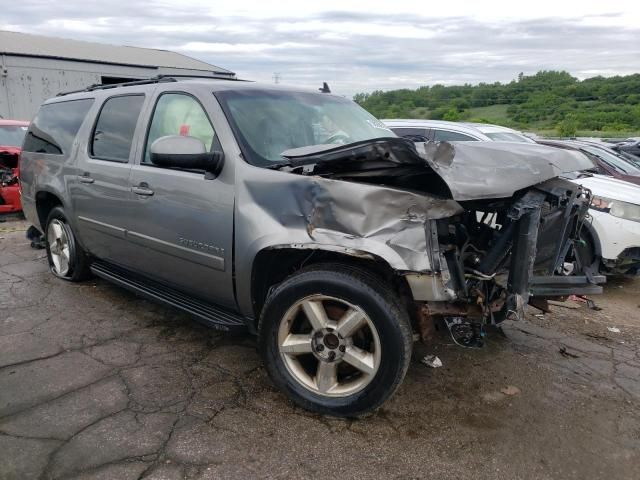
[0,119,29,214]
[538,139,640,186]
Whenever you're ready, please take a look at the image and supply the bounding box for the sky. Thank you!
[2,0,640,96]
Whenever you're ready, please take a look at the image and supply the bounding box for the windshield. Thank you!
[0,125,28,148]
[579,144,640,176]
[619,151,640,168]
[485,131,535,143]
[215,89,394,166]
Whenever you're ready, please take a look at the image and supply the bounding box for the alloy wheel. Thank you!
[47,219,71,276]
[277,294,381,397]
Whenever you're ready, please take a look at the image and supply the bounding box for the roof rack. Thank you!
[56,73,242,97]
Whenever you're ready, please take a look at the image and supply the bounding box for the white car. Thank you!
[383,119,535,143]
[571,174,640,275]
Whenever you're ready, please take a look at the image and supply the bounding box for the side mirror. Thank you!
[150,135,224,179]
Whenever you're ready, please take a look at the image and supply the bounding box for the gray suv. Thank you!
[19,76,602,416]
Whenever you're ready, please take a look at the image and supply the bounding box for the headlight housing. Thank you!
[591,196,640,223]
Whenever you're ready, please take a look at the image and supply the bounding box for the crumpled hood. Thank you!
[416,141,596,201]
[281,137,596,202]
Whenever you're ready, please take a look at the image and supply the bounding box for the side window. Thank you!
[23,99,94,155]
[433,130,478,142]
[91,95,145,162]
[144,93,215,164]
[390,127,430,140]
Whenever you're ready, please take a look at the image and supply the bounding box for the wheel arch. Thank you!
[35,190,65,231]
[580,221,602,259]
[250,246,414,328]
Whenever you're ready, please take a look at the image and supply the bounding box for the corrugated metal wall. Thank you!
[0,55,185,121]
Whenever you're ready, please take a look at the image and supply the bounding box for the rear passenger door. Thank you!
[71,93,148,262]
[125,91,236,309]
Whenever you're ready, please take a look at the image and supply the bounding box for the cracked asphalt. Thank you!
[1,219,639,480]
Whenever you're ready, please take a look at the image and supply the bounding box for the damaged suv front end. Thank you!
[246,136,602,342]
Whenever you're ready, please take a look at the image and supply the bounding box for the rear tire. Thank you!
[45,207,91,281]
[258,264,413,417]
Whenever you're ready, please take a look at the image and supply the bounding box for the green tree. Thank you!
[352,71,640,136]
[557,117,578,137]
[442,109,462,121]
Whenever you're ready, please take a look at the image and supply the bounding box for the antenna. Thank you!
[319,82,331,93]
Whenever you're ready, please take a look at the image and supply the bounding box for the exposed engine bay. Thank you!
[425,178,596,345]
[278,137,604,346]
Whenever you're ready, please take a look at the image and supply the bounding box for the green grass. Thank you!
[536,129,640,139]
[399,103,640,138]
[463,105,510,124]
[406,104,514,125]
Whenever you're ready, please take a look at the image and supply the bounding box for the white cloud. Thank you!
[2,1,640,96]
[275,20,439,39]
[178,41,314,53]
[171,0,640,24]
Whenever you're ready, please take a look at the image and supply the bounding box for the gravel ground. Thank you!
[1,219,639,480]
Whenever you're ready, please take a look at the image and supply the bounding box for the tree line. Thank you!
[353,71,640,136]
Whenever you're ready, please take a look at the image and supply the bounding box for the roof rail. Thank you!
[56,73,243,97]
[155,74,238,80]
[56,76,176,96]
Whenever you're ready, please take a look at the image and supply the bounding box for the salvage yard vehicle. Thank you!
[610,137,640,159]
[591,139,640,169]
[538,139,640,187]
[19,76,602,416]
[564,172,640,276]
[568,138,640,169]
[0,119,29,215]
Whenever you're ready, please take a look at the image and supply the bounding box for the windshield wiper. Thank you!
[264,160,292,170]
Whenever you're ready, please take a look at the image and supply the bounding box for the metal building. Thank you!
[0,30,235,120]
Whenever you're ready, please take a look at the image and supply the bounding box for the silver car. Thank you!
[19,76,600,416]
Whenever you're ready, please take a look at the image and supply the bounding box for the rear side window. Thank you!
[91,95,145,162]
[433,129,478,142]
[23,99,94,155]
[390,127,430,141]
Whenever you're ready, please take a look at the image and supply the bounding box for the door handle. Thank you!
[78,173,94,184]
[131,183,154,196]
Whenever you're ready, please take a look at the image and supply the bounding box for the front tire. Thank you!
[258,264,413,417]
[45,207,91,281]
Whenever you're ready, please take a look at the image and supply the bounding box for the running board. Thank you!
[530,275,605,297]
[90,261,248,333]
